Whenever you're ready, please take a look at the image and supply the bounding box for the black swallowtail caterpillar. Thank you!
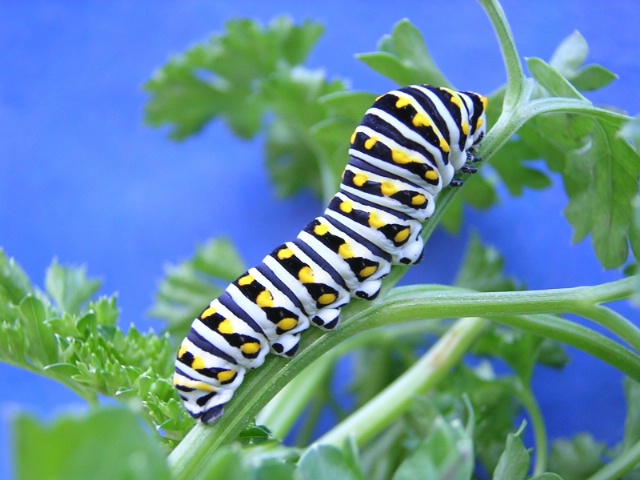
[173,84,488,424]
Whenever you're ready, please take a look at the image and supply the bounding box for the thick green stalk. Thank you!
[169,278,640,479]
[256,356,334,439]
[314,317,488,447]
[257,322,448,439]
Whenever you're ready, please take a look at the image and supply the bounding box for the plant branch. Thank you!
[313,317,488,448]
[478,0,526,109]
[587,437,640,480]
[168,278,640,479]
[516,384,548,475]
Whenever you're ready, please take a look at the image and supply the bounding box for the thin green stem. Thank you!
[314,317,488,447]
[478,0,526,109]
[587,439,640,480]
[516,385,548,475]
[571,303,640,352]
[294,391,328,447]
[497,314,640,382]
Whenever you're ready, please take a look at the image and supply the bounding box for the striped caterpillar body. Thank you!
[173,84,488,424]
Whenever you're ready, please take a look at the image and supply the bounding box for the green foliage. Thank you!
[389,412,474,480]
[512,31,640,269]
[45,260,102,315]
[298,444,366,480]
[3,1,640,479]
[148,238,246,337]
[145,17,324,140]
[14,408,172,480]
[356,19,452,88]
[493,425,563,480]
[144,17,348,201]
[548,434,607,479]
[454,233,519,292]
[0,249,194,442]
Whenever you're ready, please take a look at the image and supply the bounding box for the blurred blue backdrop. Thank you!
[1,1,639,477]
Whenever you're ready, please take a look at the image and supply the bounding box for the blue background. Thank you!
[1,1,638,477]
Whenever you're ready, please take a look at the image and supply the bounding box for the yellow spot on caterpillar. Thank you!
[277,317,298,331]
[394,228,410,243]
[368,211,385,229]
[412,113,430,128]
[338,243,354,259]
[411,194,427,206]
[359,265,377,278]
[201,306,216,319]
[462,121,470,135]
[218,319,234,335]
[217,370,236,383]
[439,138,450,153]
[395,97,411,108]
[318,293,337,305]
[241,342,261,355]
[391,149,414,165]
[339,201,353,214]
[173,377,216,392]
[277,247,294,260]
[257,290,274,308]
[425,170,439,182]
[350,131,356,144]
[476,117,484,130]
[314,223,329,236]
[364,137,378,150]
[480,96,489,109]
[353,173,367,187]
[238,274,254,286]
[298,266,314,283]
[178,345,188,358]
[191,356,206,370]
[450,95,462,108]
[381,181,398,196]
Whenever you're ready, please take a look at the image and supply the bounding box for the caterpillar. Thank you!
[173,84,488,424]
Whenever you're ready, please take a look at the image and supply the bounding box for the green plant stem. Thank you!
[257,321,446,439]
[587,438,640,480]
[516,384,548,475]
[256,356,334,439]
[573,304,640,351]
[497,313,640,382]
[168,278,640,479]
[478,0,526,109]
[314,317,488,448]
[294,394,326,447]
